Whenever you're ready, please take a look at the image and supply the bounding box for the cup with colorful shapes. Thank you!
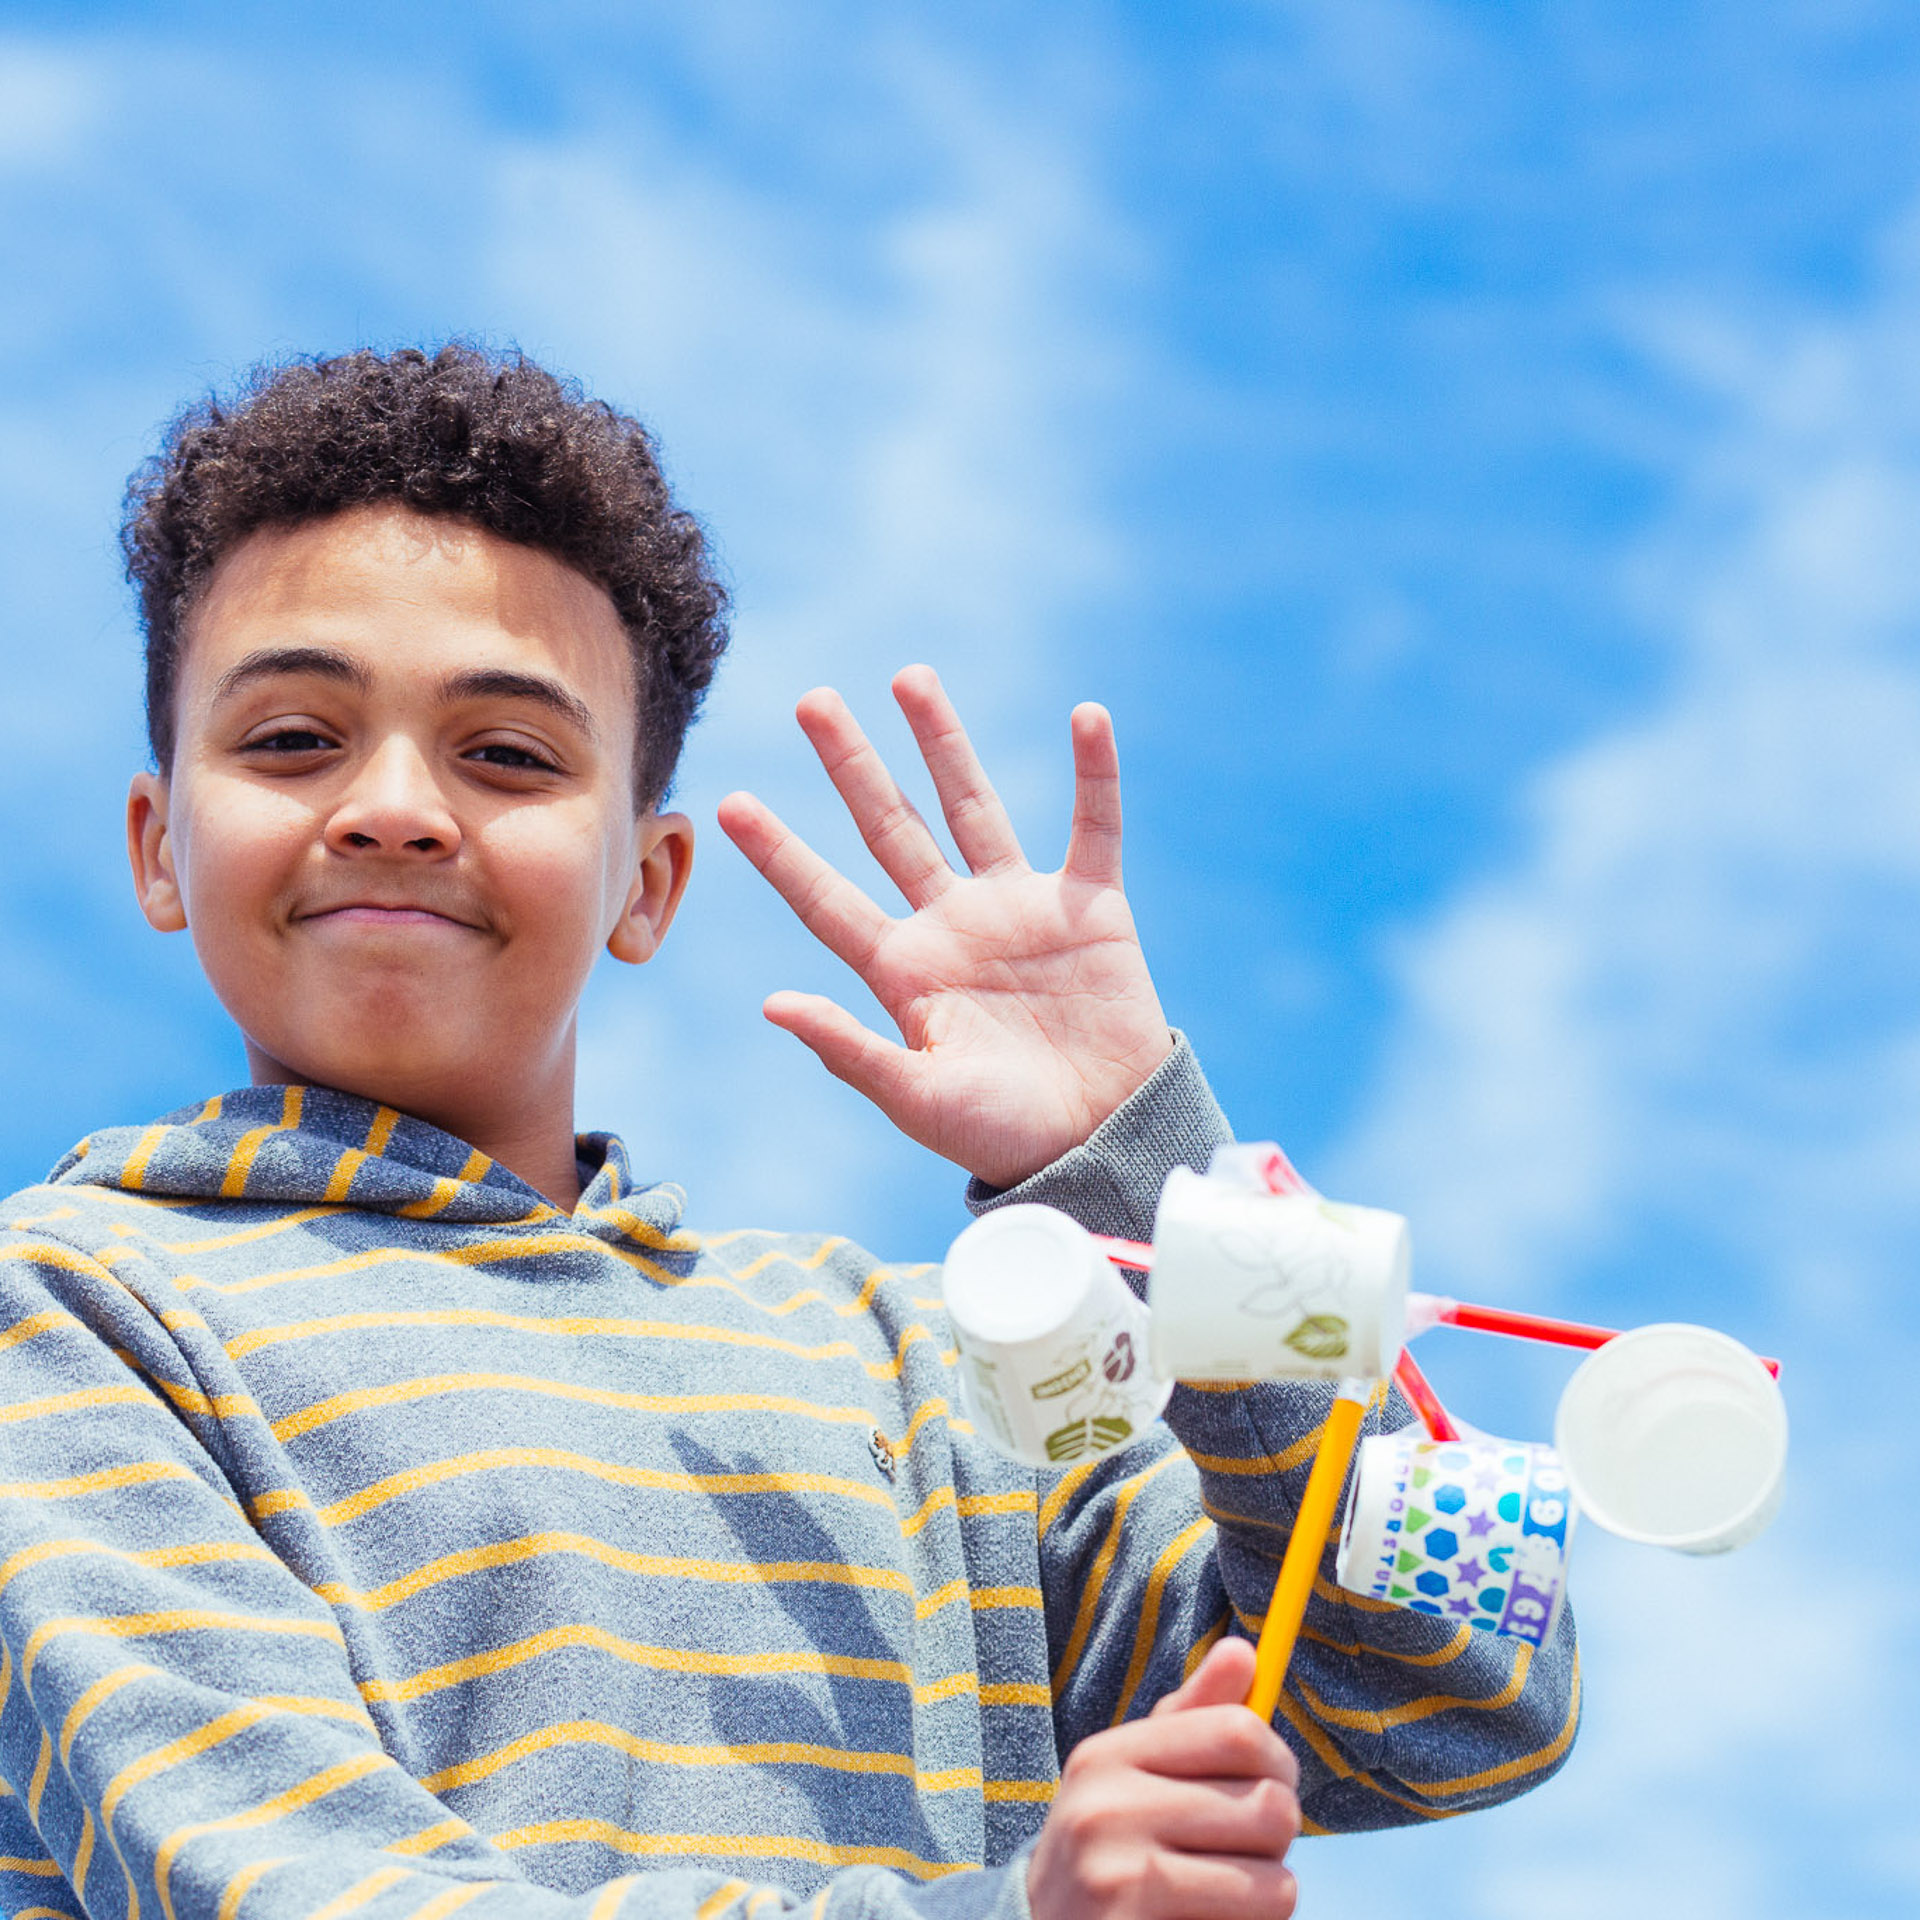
[1553,1323,1787,1555]
[1147,1162,1411,1384]
[1335,1430,1575,1646]
[941,1204,1172,1470]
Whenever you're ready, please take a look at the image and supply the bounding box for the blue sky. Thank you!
[2,4,1915,1913]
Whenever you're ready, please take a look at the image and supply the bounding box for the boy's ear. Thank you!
[606,811,695,965]
[127,772,188,933]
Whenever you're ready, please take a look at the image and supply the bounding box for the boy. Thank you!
[0,346,1576,1920]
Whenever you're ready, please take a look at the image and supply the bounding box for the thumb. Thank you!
[1150,1635,1257,1717]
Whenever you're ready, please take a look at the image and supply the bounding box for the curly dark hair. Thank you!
[122,344,729,810]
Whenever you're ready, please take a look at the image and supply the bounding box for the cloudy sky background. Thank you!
[0,4,1912,1913]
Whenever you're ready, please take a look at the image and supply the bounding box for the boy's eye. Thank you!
[469,742,560,773]
[247,727,334,753]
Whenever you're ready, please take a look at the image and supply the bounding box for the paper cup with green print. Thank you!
[1146,1167,1411,1383]
[942,1204,1171,1469]
[1335,1431,1575,1646]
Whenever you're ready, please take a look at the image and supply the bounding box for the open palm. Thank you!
[718,666,1174,1189]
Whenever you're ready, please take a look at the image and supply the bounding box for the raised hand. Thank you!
[717,665,1174,1189]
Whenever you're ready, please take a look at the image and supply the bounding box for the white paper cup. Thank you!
[941,1205,1171,1469]
[1336,1432,1574,1645]
[1553,1323,1787,1554]
[1147,1167,1410,1382]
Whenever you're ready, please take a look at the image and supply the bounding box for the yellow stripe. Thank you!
[124,1206,349,1256]
[62,1662,153,1762]
[101,1703,270,1825]
[1050,1453,1181,1694]
[1291,1643,1535,1734]
[1037,1462,1099,1538]
[224,1307,946,1384]
[118,1125,170,1192]
[1182,1611,1231,1681]
[216,1857,287,1920]
[0,1383,152,1428]
[25,1730,51,1820]
[1182,1425,1325,1477]
[693,1879,750,1920]
[321,1151,370,1206]
[417,1721,981,1797]
[1,1537,277,1607]
[14,1908,81,1919]
[589,1877,644,1920]
[359,1622,918,1707]
[0,1308,75,1356]
[726,1238,846,1283]
[154,1751,391,1920]
[955,1490,1036,1520]
[1405,1655,1582,1799]
[570,1195,702,1254]
[397,1177,462,1219]
[385,1816,470,1857]
[1297,1620,1475,1669]
[71,1810,94,1894]
[492,1820,964,1881]
[1269,1683,1450,1823]
[286,1448,894,1530]
[310,1866,410,1919]
[978,1681,1051,1706]
[272,1374,880,1445]
[0,1459,210,1504]
[2,1239,124,1284]
[196,1095,225,1122]
[0,1856,65,1876]
[24,1608,344,1685]
[1110,1515,1214,1726]
[409,1888,488,1920]
[965,1586,1043,1612]
[220,1087,306,1199]
[981,1780,1056,1804]
[314,1532,913,1615]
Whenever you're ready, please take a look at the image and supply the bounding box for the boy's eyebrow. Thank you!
[211,646,373,705]
[207,651,600,743]
[442,668,601,743]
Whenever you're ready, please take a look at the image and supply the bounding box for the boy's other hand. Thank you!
[1026,1637,1301,1920]
[718,666,1173,1189]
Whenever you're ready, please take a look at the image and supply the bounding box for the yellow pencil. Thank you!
[1245,1380,1371,1722]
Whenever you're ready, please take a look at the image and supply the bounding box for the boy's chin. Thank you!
[245,1027,529,1118]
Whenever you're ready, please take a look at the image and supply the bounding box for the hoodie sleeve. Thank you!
[964,1035,1580,1831]
[0,1226,1035,1920]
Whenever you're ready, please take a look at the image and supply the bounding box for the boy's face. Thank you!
[127,503,693,1121]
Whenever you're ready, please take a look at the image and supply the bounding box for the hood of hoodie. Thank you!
[45,1082,690,1248]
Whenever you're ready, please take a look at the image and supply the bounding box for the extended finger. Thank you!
[761,993,924,1123]
[718,791,892,974]
[891,664,1027,875]
[1063,702,1123,886]
[795,687,954,909]
[1150,1637,1256,1717]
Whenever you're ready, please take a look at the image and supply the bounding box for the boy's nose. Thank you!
[324,736,462,858]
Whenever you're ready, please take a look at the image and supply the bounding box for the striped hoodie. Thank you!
[0,1040,1576,1920]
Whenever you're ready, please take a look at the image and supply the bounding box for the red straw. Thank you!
[1093,1235,1157,1270]
[1436,1298,1782,1380]
[1392,1347,1460,1441]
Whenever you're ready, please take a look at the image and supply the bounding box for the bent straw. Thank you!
[1420,1295,1783,1381]
[1245,1381,1370,1723]
[1392,1346,1459,1442]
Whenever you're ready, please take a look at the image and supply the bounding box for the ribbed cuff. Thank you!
[963,1031,1232,1244]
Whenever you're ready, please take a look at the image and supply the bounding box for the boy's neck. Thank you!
[243,1038,586,1212]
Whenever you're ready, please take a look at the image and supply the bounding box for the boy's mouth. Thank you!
[298,901,484,932]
